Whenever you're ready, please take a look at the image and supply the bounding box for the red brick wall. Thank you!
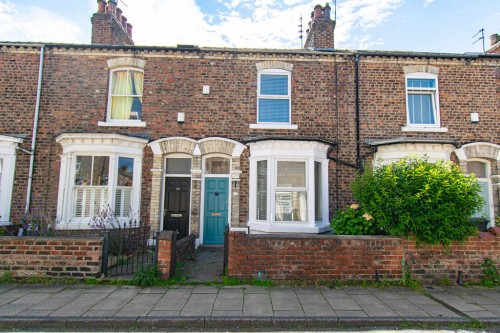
[157,231,175,279]
[157,232,195,279]
[228,229,500,284]
[227,232,404,281]
[404,228,500,284]
[0,237,102,277]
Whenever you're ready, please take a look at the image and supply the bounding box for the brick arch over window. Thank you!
[456,142,500,162]
[403,65,439,75]
[148,137,246,234]
[107,57,146,70]
[198,138,245,157]
[256,61,293,72]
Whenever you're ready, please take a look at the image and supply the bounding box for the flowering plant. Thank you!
[330,204,379,235]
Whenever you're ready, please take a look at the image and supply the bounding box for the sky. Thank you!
[0,0,498,53]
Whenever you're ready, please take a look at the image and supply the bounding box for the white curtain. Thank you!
[110,71,130,120]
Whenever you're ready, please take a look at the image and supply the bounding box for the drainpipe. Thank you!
[354,53,361,170]
[25,45,45,214]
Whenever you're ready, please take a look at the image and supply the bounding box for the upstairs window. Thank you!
[405,73,440,127]
[257,69,291,124]
[109,69,143,121]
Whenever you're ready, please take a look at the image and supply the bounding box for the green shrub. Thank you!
[131,264,161,287]
[481,258,500,287]
[352,156,482,247]
[331,204,379,235]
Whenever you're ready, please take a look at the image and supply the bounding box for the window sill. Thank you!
[249,124,298,130]
[401,126,448,133]
[98,121,147,128]
[248,221,330,234]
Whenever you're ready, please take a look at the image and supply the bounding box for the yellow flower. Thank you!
[350,204,360,210]
[362,213,373,221]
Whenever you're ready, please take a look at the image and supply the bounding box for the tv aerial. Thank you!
[472,28,485,53]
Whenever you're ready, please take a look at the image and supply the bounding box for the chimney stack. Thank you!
[490,34,499,47]
[486,33,500,54]
[304,3,336,50]
[91,0,134,45]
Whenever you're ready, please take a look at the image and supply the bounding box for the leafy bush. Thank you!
[131,264,162,287]
[331,204,379,235]
[481,258,500,287]
[352,156,482,247]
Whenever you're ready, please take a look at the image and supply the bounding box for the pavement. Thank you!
[0,283,497,330]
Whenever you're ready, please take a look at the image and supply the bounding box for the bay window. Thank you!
[248,140,330,233]
[56,133,147,228]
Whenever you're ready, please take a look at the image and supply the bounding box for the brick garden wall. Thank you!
[227,229,500,284]
[157,231,195,279]
[0,237,103,278]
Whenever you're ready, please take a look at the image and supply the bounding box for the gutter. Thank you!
[25,45,45,214]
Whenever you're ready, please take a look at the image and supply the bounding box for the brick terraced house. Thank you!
[0,1,499,246]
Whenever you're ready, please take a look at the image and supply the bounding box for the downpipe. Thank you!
[25,45,45,214]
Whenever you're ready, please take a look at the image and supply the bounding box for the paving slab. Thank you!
[0,303,32,316]
[147,310,180,317]
[327,298,362,311]
[302,303,336,316]
[211,310,243,316]
[91,297,131,311]
[115,303,154,317]
[10,292,53,305]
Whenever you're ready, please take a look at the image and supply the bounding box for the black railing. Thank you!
[101,222,158,277]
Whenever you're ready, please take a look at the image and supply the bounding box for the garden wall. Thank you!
[0,237,103,278]
[156,231,195,279]
[227,228,500,284]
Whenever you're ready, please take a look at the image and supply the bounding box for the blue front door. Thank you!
[203,178,229,244]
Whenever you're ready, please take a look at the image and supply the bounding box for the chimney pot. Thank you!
[126,23,133,37]
[116,7,122,21]
[107,0,116,15]
[490,33,499,47]
[121,15,127,29]
[97,0,106,13]
[324,3,331,19]
[314,5,323,19]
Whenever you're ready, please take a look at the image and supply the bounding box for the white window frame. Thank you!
[251,69,296,129]
[0,135,23,225]
[274,159,308,223]
[248,140,330,233]
[402,72,447,132]
[99,67,146,128]
[56,133,147,229]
